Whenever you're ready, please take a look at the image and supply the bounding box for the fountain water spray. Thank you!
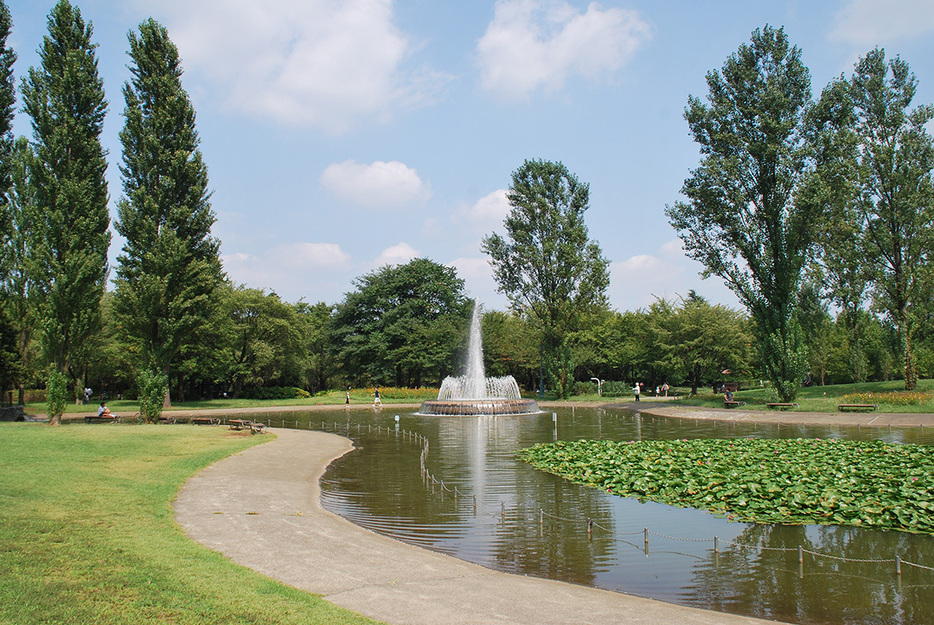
[419,302,540,416]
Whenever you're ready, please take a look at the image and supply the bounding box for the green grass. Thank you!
[26,387,438,417]
[669,378,934,412]
[0,423,384,625]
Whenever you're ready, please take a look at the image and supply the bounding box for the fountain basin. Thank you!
[417,398,540,416]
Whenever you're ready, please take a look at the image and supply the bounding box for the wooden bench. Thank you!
[84,414,120,424]
[767,402,798,410]
[229,419,248,430]
[248,421,267,434]
[189,416,218,425]
[838,403,878,412]
[723,400,745,408]
[157,416,177,424]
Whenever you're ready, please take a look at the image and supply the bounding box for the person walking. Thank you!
[633,383,641,402]
[373,387,382,406]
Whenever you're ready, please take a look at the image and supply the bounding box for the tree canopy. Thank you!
[21,0,110,422]
[666,25,821,401]
[482,159,609,398]
[331,258,469,388]
[112,18,222,411]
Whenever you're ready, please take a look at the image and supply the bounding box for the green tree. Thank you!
[806,77,870,383]
[651,292,752,395]
[481,309,539,391]
[5,138,39,405]
[331,258,469,387]
[839,50,934,390]
[482,159,610,398]
[796,280,833,385]
[294,301,339,394]
[221,287,302,397]
[666,26,820,401]
[113,18,223,405]
[0,3,19,403]
[21,1,110,424]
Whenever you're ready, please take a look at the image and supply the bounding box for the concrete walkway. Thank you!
[175,427,789,625]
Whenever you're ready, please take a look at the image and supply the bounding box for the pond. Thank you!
[258,406,934,625]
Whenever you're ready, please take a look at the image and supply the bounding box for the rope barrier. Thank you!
[273,418,932,582]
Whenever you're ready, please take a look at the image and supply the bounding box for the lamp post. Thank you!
[590,377,603,396]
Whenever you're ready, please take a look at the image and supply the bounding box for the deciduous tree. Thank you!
[838,50,934,390]
[331,258,469,387]
[113,18,223,409]
[482,159,610,398]
[666,26,821,401]
[21,0,110,423]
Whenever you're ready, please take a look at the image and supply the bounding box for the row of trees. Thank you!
[30,256,924,404]
[1,8,932,412]
[667,26,934,400]
[0,1,221,422]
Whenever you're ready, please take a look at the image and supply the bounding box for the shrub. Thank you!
[137,369,168,423]
[601,381,631,397]
[239,386,310,400]
[46,370,68,420]
[573,381,597,396]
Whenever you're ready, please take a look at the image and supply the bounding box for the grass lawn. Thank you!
[25,387,438,418]
[668,378,934,412]
[0,423,384,625]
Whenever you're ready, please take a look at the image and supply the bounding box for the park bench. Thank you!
[189,416,217,425]
[767,402,798,410]
[157,416,177,424]
[84,414,119,424]
[228,419,248,430]
[723,400,745,408]
[838,403,878,412]
[248,421,267,434]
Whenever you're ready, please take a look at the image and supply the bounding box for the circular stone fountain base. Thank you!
[417,398,540,416]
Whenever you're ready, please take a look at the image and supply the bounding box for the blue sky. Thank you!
[7,0,934,312]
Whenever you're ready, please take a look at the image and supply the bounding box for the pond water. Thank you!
[260,406,934,625]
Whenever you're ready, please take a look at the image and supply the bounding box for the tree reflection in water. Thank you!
[685,523,933,625]
[313,407,934,625]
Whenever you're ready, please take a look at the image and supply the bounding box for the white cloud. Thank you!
[830,0,934,45]
[143,0,448,132]
[448,256,510,309]
[454,189,511,226]
[607,240,741,311]
[267,242,351,268]
[372,241,420,268]
[477,0,652,100]
[321,160,431,209]
[222,242,351,300]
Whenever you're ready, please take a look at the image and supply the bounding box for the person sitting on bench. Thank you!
[98,402,113,418]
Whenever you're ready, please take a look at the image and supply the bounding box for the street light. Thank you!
[590,377,603,396]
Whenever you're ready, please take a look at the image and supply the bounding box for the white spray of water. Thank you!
[437,301,522,401]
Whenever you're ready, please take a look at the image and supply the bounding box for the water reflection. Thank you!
[302,407,934,625]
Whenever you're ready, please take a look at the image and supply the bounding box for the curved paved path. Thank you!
[175,427,788,625]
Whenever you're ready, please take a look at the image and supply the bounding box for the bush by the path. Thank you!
[518,438,934,534]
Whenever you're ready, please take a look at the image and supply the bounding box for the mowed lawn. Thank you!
[0,423,383,625]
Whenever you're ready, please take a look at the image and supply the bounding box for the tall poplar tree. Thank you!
[0,0,20,403]
[6,138,37,405]
[843,50,934,391]
[113,18,223,412]
[21,0,110,423]
[665,26,821,401]
[0,0,15,224]
[482,159,610,398]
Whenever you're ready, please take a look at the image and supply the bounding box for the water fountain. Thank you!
[418,302,540,416]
